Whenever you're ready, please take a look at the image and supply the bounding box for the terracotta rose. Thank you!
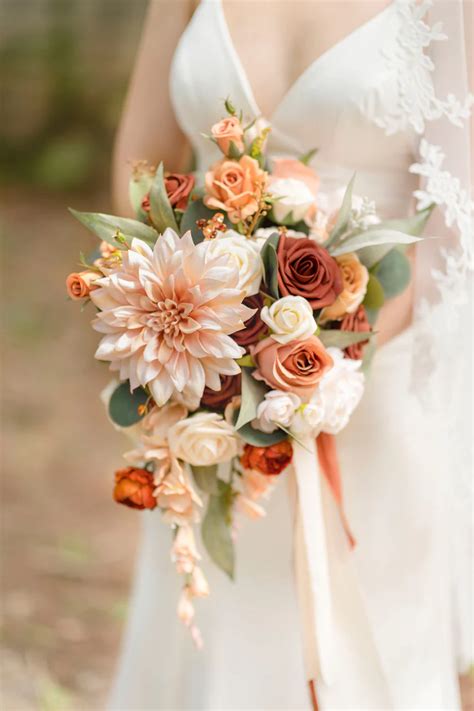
[164,173,195,210]
[66,270,99,300]
[251,335,333,398]
[201,373,242,410]
[232,294,268,350]
[340,306,371,360]
[241,441,293,475]
[113,467,157,510]
[277,235,342,309]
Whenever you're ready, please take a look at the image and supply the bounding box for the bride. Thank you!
[107,1,473,709]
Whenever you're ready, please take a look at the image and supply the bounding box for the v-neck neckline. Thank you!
[215,0,395,120]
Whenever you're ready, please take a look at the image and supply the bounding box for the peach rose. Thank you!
[320,253,369,321]
[204,155,267,224]
[113,467,157,510]
[66,270,99,300]
[240,441,293,475]
[211,116,244,156]
[270,158,320,197]
[251,335,333,398]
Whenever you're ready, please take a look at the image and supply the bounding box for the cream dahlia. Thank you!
[91,230,253,406]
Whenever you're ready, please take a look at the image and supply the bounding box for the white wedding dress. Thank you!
[108,1,472,709]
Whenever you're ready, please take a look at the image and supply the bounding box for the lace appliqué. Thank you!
[376,0,473,135]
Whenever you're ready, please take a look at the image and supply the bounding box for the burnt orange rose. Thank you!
[113,467,157,510]
[340,306,371,360]
[66,270,99,300]
[204,155,267,224]
[241,441,293,475]
[277,235,342,309]
[211,116,244,156]
[251,335,333,398]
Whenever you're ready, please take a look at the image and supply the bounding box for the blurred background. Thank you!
[1,0,148,707]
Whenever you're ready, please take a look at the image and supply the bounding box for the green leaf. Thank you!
[318,329,374,349]
[372,248,411,299]
[69,209,158,247]
[361,340,377,374]
[236,354,255,367]
[224,97,237,116]
[149,162,179,234]
[260,231,280,298]
[202,481,235,579]
[298,147,318,165]
[325,173,356,246]
[108,382,148,427]
[180,198,231,244]
[191,464,219,495]
[365,307,380,326]
[129,170,154,220]
[234,368,267,430]
[236,422,289,447]
[330,228,422,257]
[228,140,242,159]
[375,204,434,237]
[363,274,385,309]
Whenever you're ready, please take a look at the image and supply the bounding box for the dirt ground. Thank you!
[1,188,473,710]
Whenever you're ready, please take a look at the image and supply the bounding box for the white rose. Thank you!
[207,231,263,296]
[311,348,365,435]
[290,402,324,436]
[252,390,301,433]
[268,178,316,224]
[260,295,318,344]
[168,412,238,465]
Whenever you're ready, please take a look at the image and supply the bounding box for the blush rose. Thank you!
[204,155,267,224]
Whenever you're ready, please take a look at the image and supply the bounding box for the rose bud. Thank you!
[211,116,244,156]
[66,270,99,300]
[113,467,157,510]
[340,306,371,360]
[277,235,342,309]
[241,441,293,476]
[232,294,269,351]
[201,373,242,411]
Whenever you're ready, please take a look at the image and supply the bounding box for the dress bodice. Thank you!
[169,0,418,217]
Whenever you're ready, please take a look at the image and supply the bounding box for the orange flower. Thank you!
[241,441,293,476]
[211,116,244,156]
[113,467,157,510]
[204,155,267,224]
[66,270,99,300]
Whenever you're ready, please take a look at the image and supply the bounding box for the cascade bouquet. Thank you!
[66,101,431,644]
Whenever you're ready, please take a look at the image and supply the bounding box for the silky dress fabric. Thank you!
[107,1,461,709]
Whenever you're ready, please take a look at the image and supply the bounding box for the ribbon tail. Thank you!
[316,432,355,548]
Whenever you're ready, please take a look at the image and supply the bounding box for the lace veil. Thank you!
[374,0,473,670]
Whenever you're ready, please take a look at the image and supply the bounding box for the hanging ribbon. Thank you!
[292,434,391,710]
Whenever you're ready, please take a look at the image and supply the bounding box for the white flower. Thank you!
[244,116,271,150]
[254,227,307,241]
[268,178,316,223]
[207,230,263,296]
[253,390,301,433]
[290,402,324,436]
[312,348,364,434]
[168,411,238,466]
[261,295,318,344]
[349,195,380,231]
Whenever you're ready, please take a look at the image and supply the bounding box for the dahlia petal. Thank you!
[149,372,175,406]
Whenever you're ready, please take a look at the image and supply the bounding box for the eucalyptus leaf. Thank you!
[108,382,148,427]
[372,248,411,299]
[330,229,421,257]
[129,170,154,220]
[202,481,234,579]
[374,204,434,237]
[365,307,380,326]
[236,422,288,447]
[325,173,355,246]
[298,147,318,165]
[191,464,219,495]
[363,274,385,309]
[69,209,158,247]
[361,340,377,374]
[149,162,179,234]
[318,329,374,349]
[228,140,243,159]
[260,231,280,298]
[234,368,267,430]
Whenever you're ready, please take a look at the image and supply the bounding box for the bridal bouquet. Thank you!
[66,100,431,644]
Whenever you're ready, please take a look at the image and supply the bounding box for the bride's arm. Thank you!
[112,0,193,216]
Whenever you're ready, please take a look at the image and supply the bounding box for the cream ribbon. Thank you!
[292,436,392,708]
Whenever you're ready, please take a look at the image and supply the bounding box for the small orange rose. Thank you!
[211,116,244,156]
[113,467,157,510]
[66,270,99,300]
[320,253,369,322]
[241,441,293,476]
[204,155,267,224]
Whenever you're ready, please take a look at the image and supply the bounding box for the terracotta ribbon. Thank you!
[316,432,355,549]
